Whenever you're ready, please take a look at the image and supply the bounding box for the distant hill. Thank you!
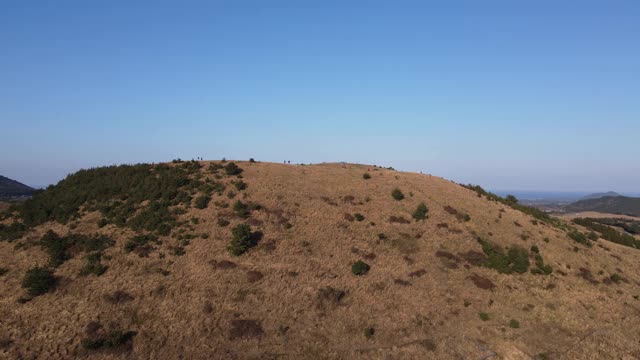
[565,196,640,216]
[580,191,621,200]
[0,175,34,199]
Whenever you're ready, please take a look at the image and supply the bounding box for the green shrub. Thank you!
[391,188,405,201]
[233,180,247,191]
[477,238,529,274]
[479,312,489,321]
[217,218,230,227]
[363,173,371,180]
[351,260,370,275]
[509,319,520,329]
[568,230,592,247]
[0,268,8,276]
[233,201,250,218]
[354,213,365,221]
[193,195,211,209]
[573,218,640,249]
[249,158,256,163]
[412,203,429,221]
[224,162,243,176]
[227,224,257,256]
[22,266,56,297]
[0,221,27,241]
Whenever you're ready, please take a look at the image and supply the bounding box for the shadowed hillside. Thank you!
[1,161,640,359]
[0,175,34,199]
[565,196,640,217]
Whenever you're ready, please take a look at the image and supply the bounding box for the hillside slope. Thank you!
[565,196,640,217]
[1,161,640,359]
[0,175,34,199]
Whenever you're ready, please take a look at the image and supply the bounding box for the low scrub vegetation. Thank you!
[573,218,640,249]
[40,230,114,268]
[391,188,405,201]
[193,195,211,209]
[227,224,260,256]
[412,203,429,221]
[477,238,529,274]
[22,266,56,298]
[351,260,370,275]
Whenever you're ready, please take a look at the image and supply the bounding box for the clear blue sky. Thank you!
[1,1,638,192]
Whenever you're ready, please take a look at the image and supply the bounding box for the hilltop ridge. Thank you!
[1,160,639,359]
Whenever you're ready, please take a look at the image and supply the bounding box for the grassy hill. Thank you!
[1,160,640,359]
[0,175,34,199]
[565,196,640,216]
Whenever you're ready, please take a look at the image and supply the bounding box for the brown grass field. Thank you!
[1,161,640,359]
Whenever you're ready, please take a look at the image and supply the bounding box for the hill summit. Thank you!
[1,160,639,359]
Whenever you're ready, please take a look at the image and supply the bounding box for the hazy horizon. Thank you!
[2,1,639,191]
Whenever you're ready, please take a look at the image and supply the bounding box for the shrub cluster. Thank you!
[351,260,370,275]
[227,224,259,256]
[193,195,211,209]
[40,230,114,268]
[477,238,529,274]
[573,218,640,249]
[22,266,56,297]
[412,203,429,221]
[0,221,27,241]
[391,188,405,201]
[224,162,243,176]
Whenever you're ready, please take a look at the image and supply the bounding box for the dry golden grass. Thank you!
[1,161,640,359]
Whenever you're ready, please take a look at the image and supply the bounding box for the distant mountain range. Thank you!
[580,191,622,200]
[565,196,640,217]
[0,175,35,199]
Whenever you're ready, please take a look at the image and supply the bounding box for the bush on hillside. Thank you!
[391,188,405,201]
[351,260,370,275]
[412,203,429,221]
[22,266,56,297]
[228,224,259,256]
[193,195,211,209]
[477,238,529,274]
[224,162,243,176]
[363,173,371,180]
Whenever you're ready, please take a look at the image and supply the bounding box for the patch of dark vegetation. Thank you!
[103,290,134,304]
[603,273,626,285]
[408,269,426,278]
[443,205,470,222]
[354,213,365,222]
[573,218,640,249]
[246,270,264,282]
[82,322,137,351]
[0,221,27,241]
[343,213,355,222]
[477,238,529,274]
[363,173,371,180]
[509,319,520,329]
[529,245,553,275]
[391,188,405,201]
[217,218,230,227]
[321,196,338,206]
[193,195,211,209]
[460,250,487,266]
[351,260,370,275]
[568,230,592,247]
[232,180,248,191]
[389,215,410,224]
[39,230,115,268]
[394,278,411,286]
[14,163,204,235]
[364,327,375,339]
[578,268,599,284]
[124,234,160,256]
[224,162,243,176]
[21,266,56,298]
[210,260,237,270]
[227,224,261,256]
[412,203,429,221]
[229,319,264,340]
[479,312,490,321]
[468,273,495,290]
[0,268,8,276]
